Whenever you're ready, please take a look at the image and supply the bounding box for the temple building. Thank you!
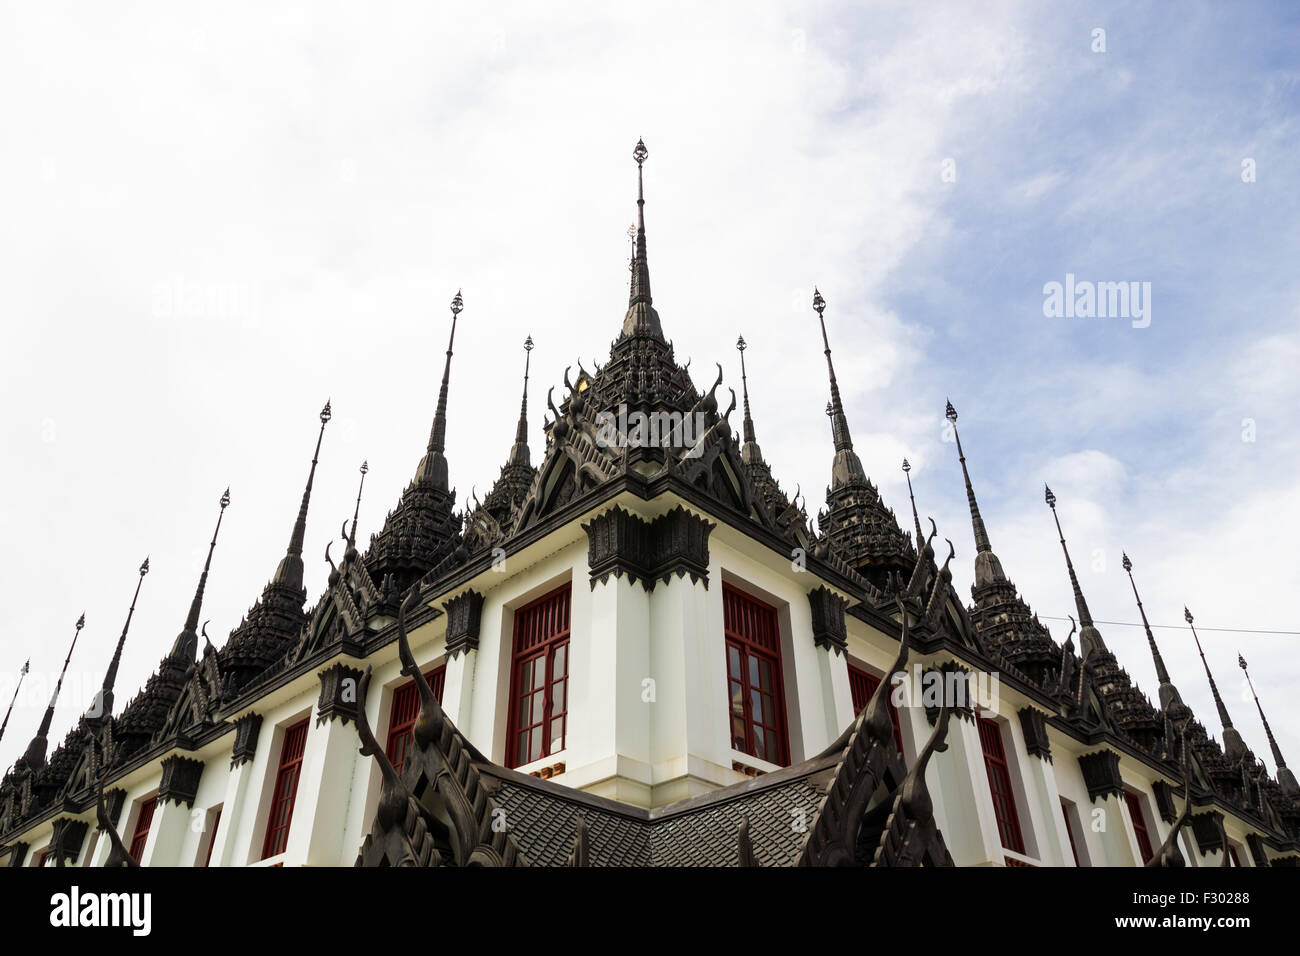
[1,141,1297,868]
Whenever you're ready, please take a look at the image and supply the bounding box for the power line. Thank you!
[1037,615,1300,637]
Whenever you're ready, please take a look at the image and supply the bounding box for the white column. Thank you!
[283,714,359,866]
[209,758,254,867]
[139,797,194,867]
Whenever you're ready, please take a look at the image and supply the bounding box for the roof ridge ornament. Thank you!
[1239,653,1299,794]
[1184,606,1246,761]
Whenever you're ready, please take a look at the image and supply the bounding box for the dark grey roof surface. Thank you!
[482,756,835,867]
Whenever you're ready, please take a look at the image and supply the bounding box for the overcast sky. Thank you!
[2,1,1297,777]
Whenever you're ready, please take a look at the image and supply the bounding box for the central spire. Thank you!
[418,290,464,491]
[901,459,924,548]
[1184,606,1246,761]
[169,488,229,664]
[813,289,866,488]
[1044,485,1105,657]
[1122,552,1184,716]
[621,139,663,339]
[736,335,762,463]
[347,460,369,553]
[90,558,149,724]
[944,401,1011,591]
[508,336,533,467]
[22,614,85,769]
[273,400,331,591]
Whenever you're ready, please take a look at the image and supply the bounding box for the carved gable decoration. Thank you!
[1018,707,1052,762]
[807,586,848,656]
[582,505,713,591]
[1078,749,1124,803]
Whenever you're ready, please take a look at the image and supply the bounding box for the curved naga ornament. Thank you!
[797,525,956,867]
[354,589,526,867]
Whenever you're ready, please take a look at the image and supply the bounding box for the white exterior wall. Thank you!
[16,492,1279,867]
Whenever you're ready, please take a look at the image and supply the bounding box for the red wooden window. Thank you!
[1227,844,1242,867]
[385,665,446,773]
[507,584,571,769]
[33,848,50,868]
[1124,790,1153,864]
[847,663,904,756]
[128,795,157,864]
[1060,797,1082,866]
[202,806,222,868]
[723,584,789,766]
[977,715,1025,854]
[261,718,309,860]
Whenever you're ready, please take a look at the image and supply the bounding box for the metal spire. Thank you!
[736,335,762,464]
[0,658,30,745]
[169,489,230,664]
[89,558,149,724]
[1239,653,1299,794]
[901,459,924,548]
[419,290,463,491]
[621,139,663,338]
[347,460,369,552]
[1044,485,1106,656]
[508,336,534,467]
[945,401,991,554]
[813,289,866,488]
[1122,552,1183,715]
[22,614,85,769]
[1184,606,1246,761]
[273,400,331,591]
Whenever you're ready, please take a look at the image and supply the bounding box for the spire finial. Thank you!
[1044,486,1104,655]
[1184,606,1246,761]
[814,289,866,488]
[90,558,150,724]
[901,459,924,548]
[622,140,662,338]
[420,291,464,490]
[736,334,762,462]
[508,336,534,467]
[945,400,992,555]
[347,460,369,552]
[170,489,229,664]
[1239,653,1299,794]
[22,614,86,769]
[1122,552,1183,716]
[274,401,331,590]
[0,658,32,745]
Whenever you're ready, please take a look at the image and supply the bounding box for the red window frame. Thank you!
[385,665,446,774]
[506,583,571,769]
[1060,797,1082,866]
[723,583,789,766]
[261,718,309,860]
[34,848,50,868]
[202,806,222,868]
[1124,789,1153,863]
[128,795,157,864]
[847,662,904,756]
[1228,844,1242,867]
[977,715,1026,854]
